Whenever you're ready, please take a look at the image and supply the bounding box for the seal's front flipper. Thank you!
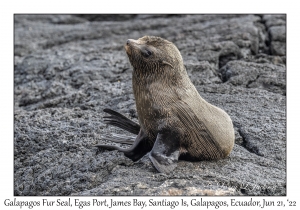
[103,109,140,135]
[149,130,181,174]
[95,129,153,162]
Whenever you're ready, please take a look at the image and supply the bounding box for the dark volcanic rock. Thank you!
[14,14,286,196]
[262,14,286,56]
[218,60,286,95]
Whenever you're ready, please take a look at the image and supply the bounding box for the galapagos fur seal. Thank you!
[96,36,235,173]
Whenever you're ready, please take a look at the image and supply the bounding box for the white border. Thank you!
[1,0,299,209]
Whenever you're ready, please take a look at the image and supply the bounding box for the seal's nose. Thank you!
[126,39,131,45]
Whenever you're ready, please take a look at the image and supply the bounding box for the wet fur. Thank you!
[96,36,235,173]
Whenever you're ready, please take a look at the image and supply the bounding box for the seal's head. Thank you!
[124,36,184,73]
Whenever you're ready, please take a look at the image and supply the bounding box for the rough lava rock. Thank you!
[14,14,286,196]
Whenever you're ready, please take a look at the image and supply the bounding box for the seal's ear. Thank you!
[161,60,174,69]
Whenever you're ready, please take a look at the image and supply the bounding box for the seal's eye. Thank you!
[141,49,152,58]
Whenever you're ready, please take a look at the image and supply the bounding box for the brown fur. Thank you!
[125,36,235,161]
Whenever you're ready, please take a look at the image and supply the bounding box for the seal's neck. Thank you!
[132,63,187,84]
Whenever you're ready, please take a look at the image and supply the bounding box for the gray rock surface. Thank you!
[262,14,286,56]
[14,14,286,196]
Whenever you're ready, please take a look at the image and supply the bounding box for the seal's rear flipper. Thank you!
[103,108,140,135]
[149,131,180,174]
[94,129,153,162]
[101,133,135,145]
[94,144,128,151]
